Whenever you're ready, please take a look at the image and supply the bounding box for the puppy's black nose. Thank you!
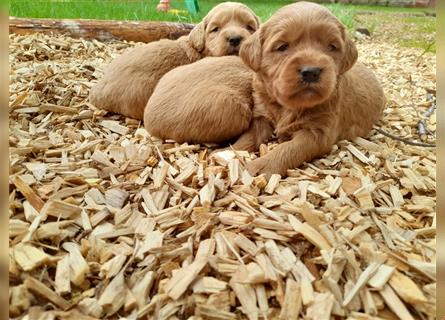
[300,67,322,83]
[228,36,242,47]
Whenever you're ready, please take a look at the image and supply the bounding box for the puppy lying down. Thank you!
[144,56,254,143]
[89,2,259,120]
[145,1,385,177]
[232,1,385,176]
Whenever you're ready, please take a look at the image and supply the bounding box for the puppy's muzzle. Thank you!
[228,36,243,47]
[299,66,322,83]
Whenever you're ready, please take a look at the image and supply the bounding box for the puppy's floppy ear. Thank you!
[339,30,358,74]
[252,14,260,30]
[240,31,262,72]
[188,21,206,52]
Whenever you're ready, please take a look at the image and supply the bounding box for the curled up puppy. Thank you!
[88,2,259,120]
[232,1,386,176]
[144,56,254,144]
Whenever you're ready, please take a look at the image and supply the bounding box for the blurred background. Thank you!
[8,0,436,52]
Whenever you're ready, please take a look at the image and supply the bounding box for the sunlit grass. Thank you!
[9,0,435,52]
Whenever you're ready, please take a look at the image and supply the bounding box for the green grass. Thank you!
[10,0,199,23]
[9,0,361,27]
[387,14,436,52]
[9,0,432,29]
[9,0,294,23]
[341,3,434,13]
[9,0,435,52]
[325,3,356,29]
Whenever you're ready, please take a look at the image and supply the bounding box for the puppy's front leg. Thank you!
[232,117,273,152]
[247,129,333,176]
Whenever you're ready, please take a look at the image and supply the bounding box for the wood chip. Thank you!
[388,270,428,305]
[164,259,207,300]
[343,262,382,307]
[379,284,415,320]
[41,199,81,219]
[25,277,70,310]
[265,174,281,194]
[55,255,71,294]
[13,243,50,271]
[279,278,301,320]
[288,214,332,250]
[11,176,45,211]
[307,292,335,320]
[101,120,129,135]
[368,264,395,289]
[98,272,126,316]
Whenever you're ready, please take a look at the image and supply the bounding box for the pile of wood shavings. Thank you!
[9,32,436,320]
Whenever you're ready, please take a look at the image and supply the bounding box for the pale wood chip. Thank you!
[100,120,129,135]
[388,270,428,305]
[368,264,395,289]
[164,259,207,300]
[99,254,127,279]
[229,278,258,320]
[279,278,301,320]
[62,242,90,286]
[25,277,70,310]
[98,272,126,316]
[346,144,372,164]
[300,276,314,306]
[12,175,45,211]
[264,240,292,274]
[77,298,104,318]
[39,199,81,220]
[13,243,50,271]
[265,174,281,194]
[234,233,259,257]
[55,255,71,294]
[306,292,335,320]
[193,276,227,293]
[379,284,415,320]
[131,270,156,308]
[288,214,332,250]
[105,188,129,209]
[195,305,237,320]
[343,261,382,307]
[10,284,31,317]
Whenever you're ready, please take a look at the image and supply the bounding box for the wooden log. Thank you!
[9,17,195,43]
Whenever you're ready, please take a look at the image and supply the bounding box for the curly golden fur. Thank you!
[144,56,254,143]
[233,2,386,176]
[89,2,259,120]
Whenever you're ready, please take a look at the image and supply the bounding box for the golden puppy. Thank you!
[144,56,254,143]
[89,2,259,120]
[232,1,385,176]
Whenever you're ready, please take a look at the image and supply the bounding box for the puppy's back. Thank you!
[145,56,254,143]
[89,38,195,120]
[338,62,385,140]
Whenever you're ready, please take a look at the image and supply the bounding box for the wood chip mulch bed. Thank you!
[9,32,436,320]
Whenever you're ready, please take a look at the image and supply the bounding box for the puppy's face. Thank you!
[240,2,358,110]
[189,2,259,56]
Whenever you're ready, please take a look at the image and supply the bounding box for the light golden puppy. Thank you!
[89,2,259,120]
[144,56,254,143]
[233,1,385,176]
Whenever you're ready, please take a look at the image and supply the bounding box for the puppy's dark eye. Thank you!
[247,25,255,32]
[328,44,337,51]
[210,27,219,33]
[277,43,289,52]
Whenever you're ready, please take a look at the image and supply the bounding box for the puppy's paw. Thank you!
[246,157,285,178]
[231,140,257,153]
[245,158,264,177]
